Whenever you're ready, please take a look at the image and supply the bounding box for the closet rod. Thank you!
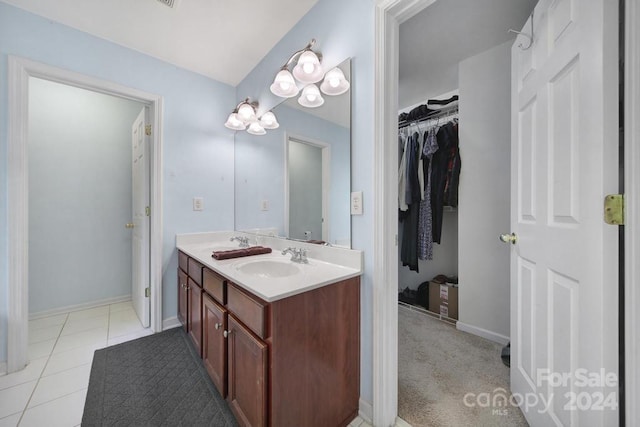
[398,104,459,129]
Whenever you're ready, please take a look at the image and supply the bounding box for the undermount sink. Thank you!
[234,259,301,278]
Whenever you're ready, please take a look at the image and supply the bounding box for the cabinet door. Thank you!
[188,277,203,356]
[203,294,227,397]
[177,268,188,331]
[227,315,268,427]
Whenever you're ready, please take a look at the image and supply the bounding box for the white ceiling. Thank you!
[399,0,537,109]
[1,0,319,86]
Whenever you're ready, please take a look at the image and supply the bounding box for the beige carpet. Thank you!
[398,304,529,427]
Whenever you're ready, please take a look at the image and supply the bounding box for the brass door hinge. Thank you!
[145,125,152,136]
[145,206,151,216]
[145,287,150,298]
[604,194,624,225]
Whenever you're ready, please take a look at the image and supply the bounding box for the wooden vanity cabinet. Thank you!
[178,250,360,427]
[177,268,188,332]
[177,251,189,331]
[202,293,227,397]
[227,314,268,427]
[188,277,203,356]
[182,256,204,356]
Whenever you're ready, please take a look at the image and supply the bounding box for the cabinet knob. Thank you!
[215,323,222,330]
[223,330,231,338]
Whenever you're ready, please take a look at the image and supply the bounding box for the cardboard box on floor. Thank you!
[428,281,459,320]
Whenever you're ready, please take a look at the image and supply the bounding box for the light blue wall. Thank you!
[235,0,375,404]
[235,104,350,245]
[0,2,236,361]
[29,78,143,314]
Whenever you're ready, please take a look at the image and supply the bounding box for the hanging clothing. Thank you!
[430,122,459,244]
[443,122,461,207]
[397,101,461,271]
[398,134,409,211]
[418,129,439,260]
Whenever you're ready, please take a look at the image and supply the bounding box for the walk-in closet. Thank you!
[396,1,537,425]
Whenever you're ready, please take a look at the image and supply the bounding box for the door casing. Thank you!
[7,56,164,373]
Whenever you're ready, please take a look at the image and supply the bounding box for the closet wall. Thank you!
[457,41,512,341]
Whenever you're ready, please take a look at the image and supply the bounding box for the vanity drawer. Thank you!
[203,267,226,304]
[188,258,204,286]
[227,283,268,339]
[178,251,189,273]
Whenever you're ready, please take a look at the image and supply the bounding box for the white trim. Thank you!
[162,316,181,331]
[625,0,640,422]
[29,295,132,320]
[372,0,436,425]
[357,398,373,424]
[7,56,164,373]
[456,322,510,346]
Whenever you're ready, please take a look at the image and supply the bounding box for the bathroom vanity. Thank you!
[176,232,362,427]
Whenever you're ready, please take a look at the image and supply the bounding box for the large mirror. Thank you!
[234,59,351,247]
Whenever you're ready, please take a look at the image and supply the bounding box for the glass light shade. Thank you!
[247,121,266,135]
[270,69,299,98]
[237,102,256,123]
[259,111,279,129]
[224,112,246,130]
[298,84,325,108]
[292,51,324,84]
[320,67,350,96]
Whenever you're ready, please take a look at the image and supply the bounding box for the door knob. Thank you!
[125,223,135,229]
[499,233,518,244]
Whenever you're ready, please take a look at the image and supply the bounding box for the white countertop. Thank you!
[176,231,363,302]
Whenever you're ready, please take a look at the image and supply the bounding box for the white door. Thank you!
[131,108,150,328]
[510,0,619,425]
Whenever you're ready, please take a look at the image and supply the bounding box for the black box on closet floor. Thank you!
[428,282,458,320]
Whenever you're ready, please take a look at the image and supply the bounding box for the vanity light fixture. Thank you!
[224,98,279,135]
[269,39,350,108]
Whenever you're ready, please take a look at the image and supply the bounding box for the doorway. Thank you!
[373,0,625,425]
[395,2,534,424]
[285,134,330,242]
[7,56,164,373]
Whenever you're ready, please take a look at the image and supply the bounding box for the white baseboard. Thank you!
[456,321,509,345]
[29,295,132,320]
[0,362,6,376]
[358,398,373,424]
[162,316,181,331]
[396,416,413,427]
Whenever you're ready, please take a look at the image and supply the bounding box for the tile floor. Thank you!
[0,301,391,427]
[0,301,151,427]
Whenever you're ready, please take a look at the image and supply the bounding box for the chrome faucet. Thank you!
[281,247,309,264]
[230,236,250,248]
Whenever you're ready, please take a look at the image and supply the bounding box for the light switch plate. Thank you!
[193,197,203,211]
[351,191,363,215]
[260,199,269,211]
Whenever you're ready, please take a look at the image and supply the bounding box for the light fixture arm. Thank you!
[280,39,323,70]
[233,97,258,113]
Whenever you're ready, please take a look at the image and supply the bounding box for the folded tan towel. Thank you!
[212,246,272,260]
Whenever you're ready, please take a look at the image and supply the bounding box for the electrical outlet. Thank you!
[351,191,363,215]
[260,199,269,211]
[193,197,203,211]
